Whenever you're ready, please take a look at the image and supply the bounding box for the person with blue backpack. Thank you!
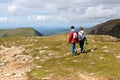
[68,26,78,56]
[78,27,87,53]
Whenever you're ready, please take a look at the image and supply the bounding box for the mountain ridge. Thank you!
[0,28,43,38]
[86,19,120,38]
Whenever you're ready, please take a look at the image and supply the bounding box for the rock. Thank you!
[116,54,120,59]
[48,53,55,56]
[44,46,48,49]
[40,59,45,62]
[35,56,40,60]
[3,73,11,76]
[0,45,6,50]
[23,58,29,62]
[42,77,51,80]
[28,69,32,72]
[99,57,104,59]
[36,66,42,69]
[65,58,69,60]
[40,50,46,54]
[102,46,108,49]
[73,60,79,62]
[90,62,95,64]
[44,70,50,72]
[91,40,95,42]
[14,72,24,77]
[103,50,109,53]
[15,54,32,63]
[87,73,95,76]
[64,52,71,56]
[58,62,61,64]
[0,62,6,66]
[91,49,94,52]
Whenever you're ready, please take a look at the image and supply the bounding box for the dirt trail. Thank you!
[0,46,33,80]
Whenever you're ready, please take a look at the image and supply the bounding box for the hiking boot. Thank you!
[82,50,85,53]
[74,51,77,55]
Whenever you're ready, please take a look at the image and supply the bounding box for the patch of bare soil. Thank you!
[0,46,34,80]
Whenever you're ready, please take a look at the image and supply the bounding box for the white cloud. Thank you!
[0,17,8,22]
[27,14,70,24]
[0,0,120,26]
[7,3,17,14]
[28,15,50,22]
[36,15,48,21]
[80,5,120,20]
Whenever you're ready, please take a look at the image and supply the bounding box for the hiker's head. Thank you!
[71,26,75,29]
[80,27,84,30]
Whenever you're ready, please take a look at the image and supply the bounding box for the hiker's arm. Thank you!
[68,32,73,43]
[84,32,88,44]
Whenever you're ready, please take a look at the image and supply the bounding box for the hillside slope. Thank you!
[86,19,120,38]
[0,34,120,80]
[0,28,42,38]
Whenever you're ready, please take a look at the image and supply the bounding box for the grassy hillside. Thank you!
[0,28,42,38]
[0,34,120,80]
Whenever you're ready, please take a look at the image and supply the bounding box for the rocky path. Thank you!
[0,46,34,80]
[0,45,111,80]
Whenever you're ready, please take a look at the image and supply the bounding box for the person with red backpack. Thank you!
[68,26,78,56]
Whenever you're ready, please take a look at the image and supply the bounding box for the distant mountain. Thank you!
[86,19,120,38]
[35,27,69,36]
[0,28,43,38]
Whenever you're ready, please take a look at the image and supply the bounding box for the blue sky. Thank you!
[0,0,120,29]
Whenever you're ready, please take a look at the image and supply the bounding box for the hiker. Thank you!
[68,26,78,56]
[78,27,86,53]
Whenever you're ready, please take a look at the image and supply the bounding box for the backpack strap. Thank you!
[79,31,85,40]
[73,32,77,39]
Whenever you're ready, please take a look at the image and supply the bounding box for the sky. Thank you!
[0,0,120,29]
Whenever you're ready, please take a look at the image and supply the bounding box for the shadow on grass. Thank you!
[75,47,98,56]
[85,47,97,53]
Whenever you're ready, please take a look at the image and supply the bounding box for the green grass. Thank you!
[0,34,120,79]
[0,28,42,38]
